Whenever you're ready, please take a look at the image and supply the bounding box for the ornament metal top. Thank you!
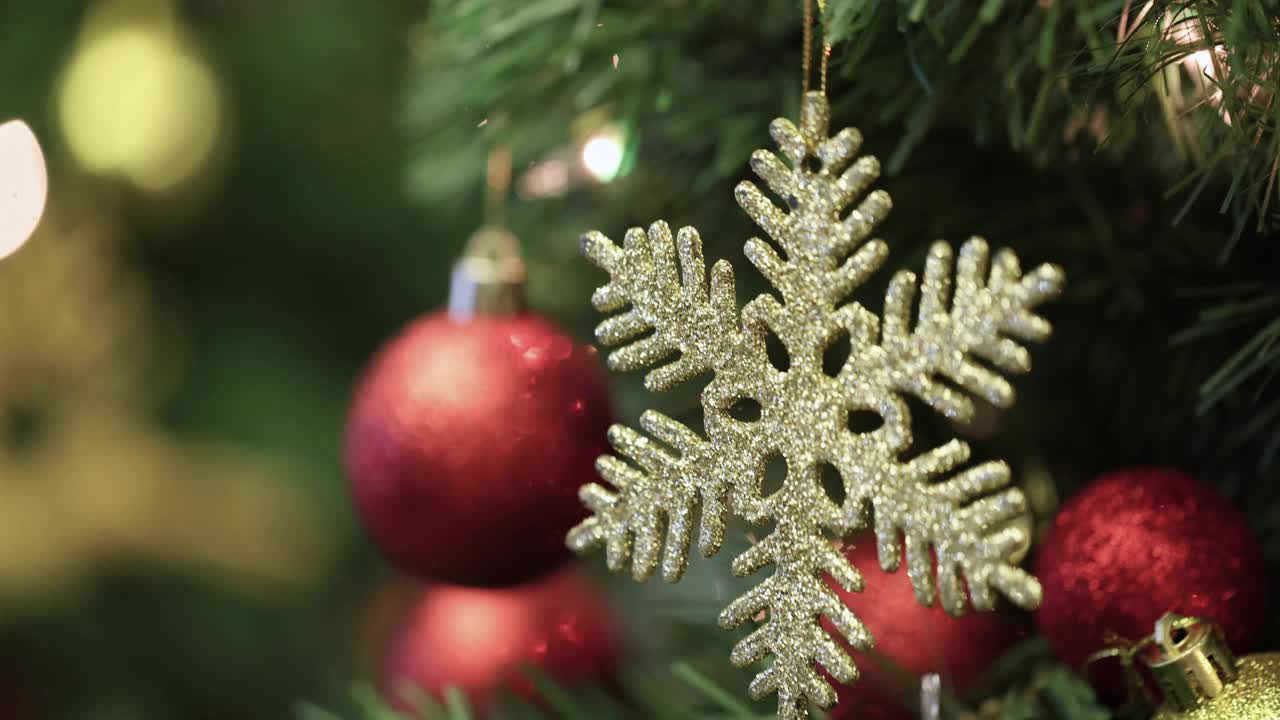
[447,225,526,319]
[567,91,1064,720]
[1101,612,1280,720]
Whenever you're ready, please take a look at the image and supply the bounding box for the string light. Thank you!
[517,116,630,197]
[0,120,47,259]
[580,128,625,183]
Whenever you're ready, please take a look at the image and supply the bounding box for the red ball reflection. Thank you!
[825,536,1024,720]
[384,570,620,714]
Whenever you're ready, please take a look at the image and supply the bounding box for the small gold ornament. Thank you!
[1138,614,1280,720]
[567,90,1063,720]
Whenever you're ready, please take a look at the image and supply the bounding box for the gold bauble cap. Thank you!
[1150,653,1280,720]
[447,225,526,319]
[1139,612,1239,712]
[1126,613,1280,719]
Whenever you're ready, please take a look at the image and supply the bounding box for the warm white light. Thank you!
[0,120,48,259]
[1188,49,1217,78]
[1165,10,1232,125]
[581,131,624,183]
[518,158,571,199]
[1180,45,1230,124]
[59,22,222,192]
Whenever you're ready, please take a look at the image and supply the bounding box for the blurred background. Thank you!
[0,1,431,717]
[2,1,1280,719]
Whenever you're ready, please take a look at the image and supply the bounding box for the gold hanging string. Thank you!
[800,0,832,131]
[818,0,830,95]
[453,140,524,319]
[484,143,512,228]
[802,0,814,97]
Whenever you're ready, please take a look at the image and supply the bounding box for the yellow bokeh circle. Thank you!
[59,22,222,192]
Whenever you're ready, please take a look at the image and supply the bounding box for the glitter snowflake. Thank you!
[567,92,1064,719]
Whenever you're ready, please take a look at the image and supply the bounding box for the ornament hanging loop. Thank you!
[450,136,526,319]
[800,0,832,139]
[484,142,512,228]
[1083,635,1159,717]
[1085,613,1244,716]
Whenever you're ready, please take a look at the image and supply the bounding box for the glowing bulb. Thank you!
[581,131,624,183]
[0,120,47,259]
[59,19,222,193]
[1188,49,1217,77]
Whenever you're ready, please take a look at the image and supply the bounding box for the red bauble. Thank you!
[345,312,612,587]
[383,569,620,714]
[1035,467,1267,678]
[825,536,1025,720]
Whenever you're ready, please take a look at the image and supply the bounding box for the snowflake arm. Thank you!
[877,238,1065,423]
[718,502,872,715]
[864,442,1042,617]
[580,221,750,391]
[569,221,765,581]
[566,409,730,582]
[833,230,1063,617]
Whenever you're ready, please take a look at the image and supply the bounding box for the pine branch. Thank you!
[316,641,1116,720]
[581,223,747,391]
[409,1,1280,241]
[1081,2,1280,246]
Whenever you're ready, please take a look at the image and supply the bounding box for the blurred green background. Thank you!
[0,1,443,717]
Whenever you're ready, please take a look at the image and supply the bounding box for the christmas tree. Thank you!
[1,1,1278,719]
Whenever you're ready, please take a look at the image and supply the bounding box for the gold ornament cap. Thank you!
[1150,654,1280,720]
[447,225,526,319]
[1139,613,1239,712]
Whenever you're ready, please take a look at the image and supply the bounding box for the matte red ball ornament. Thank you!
[345,228,612,586]
[825,535,1025,720]
[1034,467,1267,678]
[383,569,620,714]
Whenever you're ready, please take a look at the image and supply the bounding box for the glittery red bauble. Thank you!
[825,536,1025,720]
[345,312,612,587]
[1035,467,1267,679]
[384,569,620,714]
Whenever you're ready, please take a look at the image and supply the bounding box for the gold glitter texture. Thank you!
[567,91,1064,719]
[1153,654,1280,720]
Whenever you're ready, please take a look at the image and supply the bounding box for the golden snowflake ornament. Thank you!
[567,92,1064,720]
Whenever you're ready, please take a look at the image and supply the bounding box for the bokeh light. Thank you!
[517,158,570,199]
[581,129,625,183]
[58,0,223,193]
[0,120,47,259]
